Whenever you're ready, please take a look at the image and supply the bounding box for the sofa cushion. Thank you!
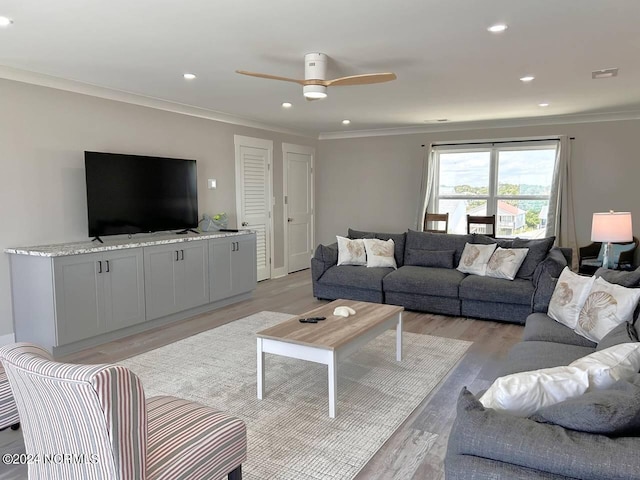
[336,236,367,266]
[459,274,534,305]
[457,243,497,276]
[348,228,406,267]
[530,375,640,435]
[319,265,393,291]
[512,236,556,280]
[597,321,640,351]
[569,342,640,391]
[548,267,595,329]
[383,265,466,298]
[405,248,455,268]
[523,313,597,348]
[449,388,640,480]
[595,267,640,287]
[363,238,397,269]
[502,341,595,376]
[314,242,338,265]
[406,230,473,265]
[472,234,514,249]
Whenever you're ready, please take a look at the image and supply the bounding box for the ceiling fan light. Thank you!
[303,85,327,99]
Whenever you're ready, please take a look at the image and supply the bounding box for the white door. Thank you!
[235,135,273,282]
[283,143,314,273]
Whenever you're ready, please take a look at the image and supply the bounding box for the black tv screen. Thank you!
[85,151,198,237]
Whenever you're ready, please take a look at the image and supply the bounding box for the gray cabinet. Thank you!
[209,233,257,302]
[54,248,145,345]
[144,242,209,320]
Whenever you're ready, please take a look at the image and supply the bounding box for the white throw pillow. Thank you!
[336,236,366,266]
[457,243,497,276]
[363,238,397,269]
[548,267,595,329]
[485,247,529,280]
[479,366,589,417]
[570,342,640,391]
[574,277,640,343]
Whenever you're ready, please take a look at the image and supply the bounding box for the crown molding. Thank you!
[0,66,314,139]
[318,110,640,140]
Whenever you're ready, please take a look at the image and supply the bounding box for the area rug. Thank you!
[121,312,471,480]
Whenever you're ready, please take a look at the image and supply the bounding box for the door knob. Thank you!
[288,218,293,223]
[242,222,249,227]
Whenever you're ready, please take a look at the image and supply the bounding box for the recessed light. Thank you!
[520,75,535,82]
[487,24,508,33]
[0,16,13,27]
[281,102,292,108]
[538,103,550,107]
[592,68,618,79]
[183,73,196,80]
[342,119,351,125]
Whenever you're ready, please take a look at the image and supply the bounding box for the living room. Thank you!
[2,1,640,479]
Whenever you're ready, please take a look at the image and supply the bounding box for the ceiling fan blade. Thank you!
[324,72,397,87]
[235,70,306,85]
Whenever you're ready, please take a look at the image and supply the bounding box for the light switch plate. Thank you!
[207,179,217,189]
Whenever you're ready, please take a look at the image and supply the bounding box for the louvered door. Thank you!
[235,136,272,281]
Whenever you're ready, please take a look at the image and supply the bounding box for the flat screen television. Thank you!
[85,151,198,238]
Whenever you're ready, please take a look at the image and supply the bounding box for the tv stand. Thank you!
[92,237,104,244]
[176,229,199,235]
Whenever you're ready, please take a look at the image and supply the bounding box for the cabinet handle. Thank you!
[97,261,102,273]
[105,260,110,273]
[180,250,185,261]
[235,242,239,251]
[175,251,179,261]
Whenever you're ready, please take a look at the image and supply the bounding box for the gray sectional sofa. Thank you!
[311,228,569,324]
[445,267,640,480]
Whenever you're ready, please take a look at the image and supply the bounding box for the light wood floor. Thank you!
[0,269,523,480]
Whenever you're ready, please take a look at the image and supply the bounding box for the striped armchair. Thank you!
[0,364,20,431]
[0,343,247,480]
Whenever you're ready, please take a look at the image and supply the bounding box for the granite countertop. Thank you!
[4,230,255,257]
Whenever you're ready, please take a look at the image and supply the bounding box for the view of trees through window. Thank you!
[435,144,557,238]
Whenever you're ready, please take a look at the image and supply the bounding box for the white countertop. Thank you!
[4,230,255,257]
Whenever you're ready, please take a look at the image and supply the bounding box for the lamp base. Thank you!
[602,242,613,269]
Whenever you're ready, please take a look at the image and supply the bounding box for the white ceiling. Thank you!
[1,0,639,137]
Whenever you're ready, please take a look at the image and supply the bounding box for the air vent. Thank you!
[592,68,618,79]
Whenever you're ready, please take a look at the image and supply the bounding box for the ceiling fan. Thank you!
[236,53,396,100]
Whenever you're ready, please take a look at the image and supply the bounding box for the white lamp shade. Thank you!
[591,211,633,242]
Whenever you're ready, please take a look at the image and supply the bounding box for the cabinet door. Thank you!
[179,242,210,310]
[54,254,103,345]
[232,234,257,296]
[209,237,233,302]
[144,244,180,320]
[102,248,146,330]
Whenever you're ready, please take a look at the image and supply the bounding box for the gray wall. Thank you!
[0,78,316,337]
[316,120,640,248]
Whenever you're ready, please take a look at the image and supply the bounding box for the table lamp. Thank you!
[591,211,633,269]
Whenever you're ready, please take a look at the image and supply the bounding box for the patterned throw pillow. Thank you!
[363,238,397,269]
[336,236,366,266]
[574,277,640,343]
[485,247,529,280]
[457,242,497,276]
[548,267,595,329]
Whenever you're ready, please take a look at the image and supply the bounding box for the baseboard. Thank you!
[271,267,287,279]
[0,333,15,346]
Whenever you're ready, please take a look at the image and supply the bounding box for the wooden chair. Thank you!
[467,214,496,237]
[423,212,449,233]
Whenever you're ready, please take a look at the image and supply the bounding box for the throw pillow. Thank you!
[457,243,497,276]
[530,376,640,435]
[336,236,366,266]
[405,248,455,269]
[485,247,529,280]
[512,236,556,280]
[597,321,640,351]
[479,365,590,417]
[363,238,397,269]
[575,277,640,343]
[594,267,640,288]
[548,267,596,329]
[569,342,640,390]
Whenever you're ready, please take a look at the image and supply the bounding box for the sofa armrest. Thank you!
[448,388,640,480]
[311,243,338,281]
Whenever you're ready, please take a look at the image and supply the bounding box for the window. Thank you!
[434,141,558,238]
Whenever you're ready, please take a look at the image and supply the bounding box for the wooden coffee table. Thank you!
[256,300,404,418]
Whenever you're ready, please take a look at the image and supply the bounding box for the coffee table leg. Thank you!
[257,338,265,399]
[328,352,337,418]
[396,311,403,362]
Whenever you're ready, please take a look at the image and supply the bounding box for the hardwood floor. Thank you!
[0,269,523,479]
